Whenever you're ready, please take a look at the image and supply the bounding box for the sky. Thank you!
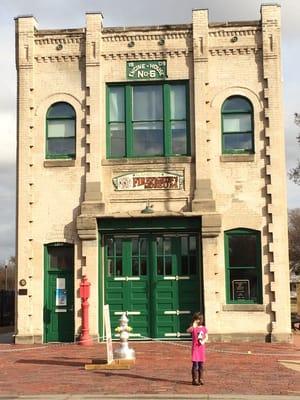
[0,0,300,263]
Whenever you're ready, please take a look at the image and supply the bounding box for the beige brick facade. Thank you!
[15,5,291,344]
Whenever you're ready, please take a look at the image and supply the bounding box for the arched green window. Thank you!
[46,102,76,159]
[224,228,262,304]
[221,96,254,154]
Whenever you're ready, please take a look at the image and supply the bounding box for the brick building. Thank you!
[15,4,291,344]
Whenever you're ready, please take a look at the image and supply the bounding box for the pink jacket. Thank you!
[187,325,208,362]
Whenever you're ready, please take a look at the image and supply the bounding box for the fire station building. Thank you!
[15,4,291,344]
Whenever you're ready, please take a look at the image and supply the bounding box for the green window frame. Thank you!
[105,236,149,278]
[224,228,262,304]
[46,102,76,159]
[221,96,254,154]
[45,242,74,271]
[106,81,190,158]
[104,234,199,278]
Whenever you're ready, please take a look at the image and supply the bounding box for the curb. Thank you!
[0,395,300,400]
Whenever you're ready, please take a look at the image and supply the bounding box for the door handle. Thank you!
[68,306,74,312]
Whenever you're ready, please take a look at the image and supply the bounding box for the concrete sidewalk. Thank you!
[0,338,299,398]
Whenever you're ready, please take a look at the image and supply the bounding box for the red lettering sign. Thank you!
[133,176,178,189]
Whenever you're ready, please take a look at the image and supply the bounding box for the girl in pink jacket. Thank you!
[186,312,208,385]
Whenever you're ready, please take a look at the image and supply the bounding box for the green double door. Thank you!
[104,233,201,339]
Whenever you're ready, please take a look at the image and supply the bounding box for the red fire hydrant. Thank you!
[78,275,93,346]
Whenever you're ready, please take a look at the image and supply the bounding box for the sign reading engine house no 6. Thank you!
[127,60,167,80]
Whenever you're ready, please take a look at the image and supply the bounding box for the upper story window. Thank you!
[224,228,262,304]
[46,102,76,159]
[221,96,254,154]
[107,82,189,158]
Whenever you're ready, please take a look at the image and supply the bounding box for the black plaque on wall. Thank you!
[232,279,250,300]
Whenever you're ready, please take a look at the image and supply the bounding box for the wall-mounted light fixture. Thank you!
[128,41,135,48]
[141,200,154,214]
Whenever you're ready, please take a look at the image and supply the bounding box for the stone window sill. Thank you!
[220,154,255,162]
[222,304,265,312]
[102,156,193,166]
[44,159,75,167]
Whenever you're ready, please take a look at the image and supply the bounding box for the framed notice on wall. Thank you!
[56,278,67,306]
[232,279,250,301]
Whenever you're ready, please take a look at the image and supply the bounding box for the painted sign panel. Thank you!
[113,171,184,191]
[127,60,167,80]
[56,278,67,306]
[104,304,113,364]
[232,279,250,300]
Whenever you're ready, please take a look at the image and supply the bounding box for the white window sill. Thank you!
[44,160,75,167]
[102,156,193,166]
[222,304,265,312]
[220,154,255,162]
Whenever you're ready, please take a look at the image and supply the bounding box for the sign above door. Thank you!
[113,171,184,191]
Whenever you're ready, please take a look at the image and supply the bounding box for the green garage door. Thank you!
[102,219,202,340]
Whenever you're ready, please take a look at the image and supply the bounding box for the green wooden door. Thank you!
[153,235,200,339]
[105,236,150,339]
[44,244,74,343]
[103,230,201,339]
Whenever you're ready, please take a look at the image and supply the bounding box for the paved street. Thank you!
[0,332,300,399]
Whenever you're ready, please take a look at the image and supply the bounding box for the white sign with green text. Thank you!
[127,60,167,80]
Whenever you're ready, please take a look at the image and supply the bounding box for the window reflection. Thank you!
[133,85,163,121]
[222,96,253,154]
[225,229,261,303]
[48,245,73,271]
[107,83,189,157]
[105,234,199,278]
[46,102,76,159]
[133,121,163,156]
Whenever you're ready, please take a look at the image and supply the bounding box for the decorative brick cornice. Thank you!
[209,28,260,38]
[209,47,261,56]
[102,31,191,43]
[102,49,191,60]
[35,36,84,45]
[34,55,82,63]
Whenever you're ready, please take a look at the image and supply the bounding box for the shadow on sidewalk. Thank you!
[95,370,191,386]
[16,358,85,367]
[16,358,191,386]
